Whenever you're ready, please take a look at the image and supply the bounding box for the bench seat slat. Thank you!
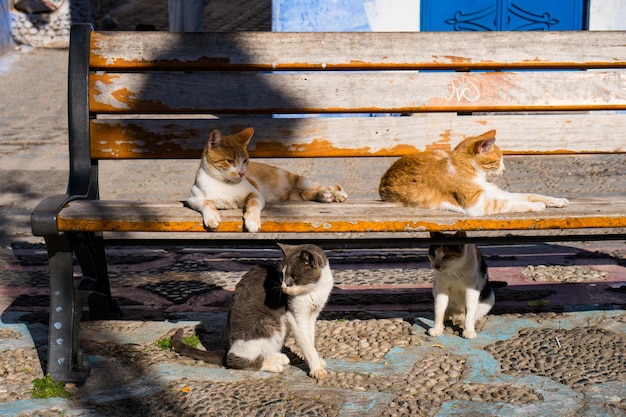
[56,199,626,234]
[89,31,626,71]
[89,71,626,114]
[90,113,626,159]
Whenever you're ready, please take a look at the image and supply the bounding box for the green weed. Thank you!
[156,334,201,351]
[31,374,72,399]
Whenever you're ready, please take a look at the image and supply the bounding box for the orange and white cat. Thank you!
[379,130,568,216]
[187,127,348,232]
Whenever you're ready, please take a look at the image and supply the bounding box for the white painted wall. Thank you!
[589,0,626,29]
[364,0,420,31]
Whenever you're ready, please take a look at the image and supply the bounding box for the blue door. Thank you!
[421,0,587,31]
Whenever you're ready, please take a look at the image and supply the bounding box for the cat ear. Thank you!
[478,138,496,154]
[476,130,497,154]
[277,242,295,255]
[237,127,255,147]
[299,250,324,268]
[208,129,223,149]
[454,231,467,238]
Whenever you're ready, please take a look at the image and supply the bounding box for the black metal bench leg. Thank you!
[44,233,87,383]
[73,232,118,319]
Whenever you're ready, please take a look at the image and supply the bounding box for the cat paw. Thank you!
[317,186,348,203]
[201,209,221,229]
[316,187,336,203]
[547,197,569,208]
[428,325,444,337]
[260,359,286,373]
[276,353,290,365]
[309,367,328,380]
[462,329,477,339]
[243,211,261,232]
[331,186,348,203]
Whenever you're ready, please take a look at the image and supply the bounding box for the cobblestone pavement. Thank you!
[0,1,625,416]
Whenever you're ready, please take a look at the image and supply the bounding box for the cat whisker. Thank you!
[267,283,284,297]
[451,272,465,281]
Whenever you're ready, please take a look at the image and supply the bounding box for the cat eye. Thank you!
[226,159,235,165]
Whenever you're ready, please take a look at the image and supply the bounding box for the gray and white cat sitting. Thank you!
[171,243,333,379]
[427,231,495,339]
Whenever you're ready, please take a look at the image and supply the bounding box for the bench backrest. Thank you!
[68,25,626,196]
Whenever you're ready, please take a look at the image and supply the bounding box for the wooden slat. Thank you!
[89,71,626,114]
[57,199,626,234]
[89,31,626,71]
[89,113,626,159]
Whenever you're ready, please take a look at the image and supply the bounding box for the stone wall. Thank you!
[10,0,91,48]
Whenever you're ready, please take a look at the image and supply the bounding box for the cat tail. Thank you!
[171,329,224,365]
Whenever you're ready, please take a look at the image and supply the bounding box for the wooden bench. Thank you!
[31,24,626,382]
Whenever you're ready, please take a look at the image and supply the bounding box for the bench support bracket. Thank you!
[44,232,117,383]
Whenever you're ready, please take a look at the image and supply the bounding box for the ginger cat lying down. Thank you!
[379,130,568,216]
[187,127,348,232]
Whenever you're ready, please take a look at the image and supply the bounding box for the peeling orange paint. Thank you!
[427,130,452,153]
[89,122,605,160]
[91,136,428,159]
[90,54,235,71]
[250,139,423,158]
[57,214,626,234]
[91,73,121,86]
[56,200,626,234]
[111,87,135,107]
[90,122,205,159]
[440,55,473,64]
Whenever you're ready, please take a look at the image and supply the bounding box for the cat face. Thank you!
[203,128,254,183]
[455,130,505,177]
[428,231,467,272]
[277,243,328,296]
